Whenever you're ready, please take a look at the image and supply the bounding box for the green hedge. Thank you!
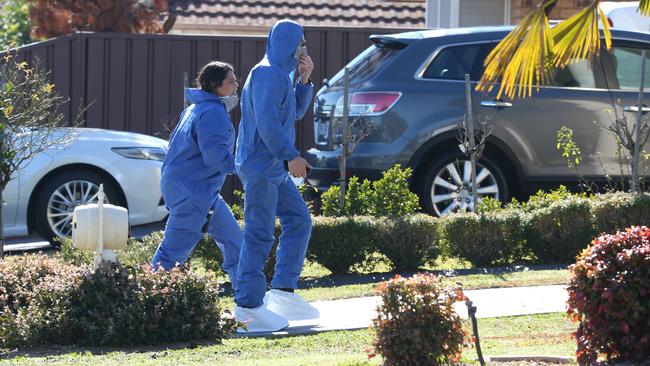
[55,191,650,273]
[374,214,440,272]
[307,216,377,274]
[524,198,596,264]
[442,210,526,267]
[590,192,650,235]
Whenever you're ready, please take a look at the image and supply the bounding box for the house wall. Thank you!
[6,27,408,201]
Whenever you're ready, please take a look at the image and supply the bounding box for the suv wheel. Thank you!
[420,152,509,216]
[34,170,121,245]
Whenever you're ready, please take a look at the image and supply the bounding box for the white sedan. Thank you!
[3,128,169,243]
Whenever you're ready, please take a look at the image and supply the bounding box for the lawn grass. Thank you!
[297,268,570,302]
[0,313,576,366]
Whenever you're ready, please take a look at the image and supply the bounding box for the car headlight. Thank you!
[111,147,167,161]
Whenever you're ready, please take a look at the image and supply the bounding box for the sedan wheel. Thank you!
[46,180,108,238]
[34,170,121,244]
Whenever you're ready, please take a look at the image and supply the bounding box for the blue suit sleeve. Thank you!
[195,106,236,175]
[252,68,300,162]
[294,81,313,119]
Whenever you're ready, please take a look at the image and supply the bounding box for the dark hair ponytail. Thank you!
[195,61,234,92]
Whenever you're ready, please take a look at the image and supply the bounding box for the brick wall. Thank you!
[511,0,629,23]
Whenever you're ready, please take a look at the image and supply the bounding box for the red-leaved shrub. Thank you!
[370,274,468,366]
[567,226,650,365]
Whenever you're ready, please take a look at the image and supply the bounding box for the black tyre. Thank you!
[33,170,122,245]
[418,151,509,216]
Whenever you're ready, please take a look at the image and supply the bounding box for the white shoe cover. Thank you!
[234,305,289,333]
[263,289,320,321]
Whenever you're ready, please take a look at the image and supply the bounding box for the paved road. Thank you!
[3,220,166,253]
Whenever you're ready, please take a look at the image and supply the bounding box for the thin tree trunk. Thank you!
[465,75,478,212]
[1,182,4,260]
[632,50,646,193]
[339,67,350,210]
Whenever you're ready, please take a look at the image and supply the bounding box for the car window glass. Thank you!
[549,59,596,88]
[329,44,402,87]
[422,43,496,81]
[609,46,650,90]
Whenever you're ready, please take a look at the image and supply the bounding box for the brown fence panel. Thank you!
[5,26,413,202]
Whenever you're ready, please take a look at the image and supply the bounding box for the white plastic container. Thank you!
[72,203,129,251]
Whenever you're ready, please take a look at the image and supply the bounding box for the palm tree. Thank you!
[477,0,650,99]
[477,0,650,193]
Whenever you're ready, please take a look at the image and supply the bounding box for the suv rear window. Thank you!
[422,42,496,81]
[329,43,402,87]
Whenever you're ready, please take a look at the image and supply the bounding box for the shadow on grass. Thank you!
[216,263,568,297]
[0,339,223,360]
[297,263,567,289]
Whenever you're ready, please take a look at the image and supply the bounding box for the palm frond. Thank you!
[476,0,555,99]
[640,0,650,16]
[551,1,611,69]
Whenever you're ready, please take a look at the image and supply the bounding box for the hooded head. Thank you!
[265,19,304,73]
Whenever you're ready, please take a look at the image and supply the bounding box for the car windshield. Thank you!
[328,42,403,87]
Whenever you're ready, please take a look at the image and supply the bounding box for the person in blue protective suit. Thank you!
[233,19,319,333]
[152,61,242,290]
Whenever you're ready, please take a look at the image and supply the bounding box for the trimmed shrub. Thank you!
[370,274,468,366]
[0,256,236,348]
[511,185,588,212]
[524,198,596,264]
[345,176,373,216]
[370,165,420,217]
[442,210,526,267]
[591,192,650,235]
[321,165,419,218]
[307,216,376,274]
[320,185,343,217]
[567,226,650,365]
[374,214,440,272]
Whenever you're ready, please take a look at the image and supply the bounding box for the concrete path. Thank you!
[238,285,568,337]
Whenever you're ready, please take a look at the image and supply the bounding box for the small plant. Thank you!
[370,273,468,366]
[512,185,587,212]
[320,185,343,217]
[321,176,373,217]
[344,176,372,216]
[370,165,420,217]
[476,196,504,213]
[567,226,650,365]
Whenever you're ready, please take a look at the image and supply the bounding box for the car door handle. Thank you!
[623,105,650,113]
[480,100,513,108]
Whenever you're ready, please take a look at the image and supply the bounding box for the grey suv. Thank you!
[305,26,650,216]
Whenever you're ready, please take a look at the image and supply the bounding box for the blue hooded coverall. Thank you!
[234,20,314,308]
[152,88,242,288]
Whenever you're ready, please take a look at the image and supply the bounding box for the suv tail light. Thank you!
[607,16,613,27]
[334,92,401,116]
